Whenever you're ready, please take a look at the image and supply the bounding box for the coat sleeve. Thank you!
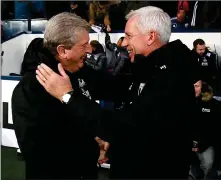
[81,66,132,102]
[105,32,117,51]
[94,54,107,71]
[112,52,130,76]
[11,73,49,154]
[63,88,152,143]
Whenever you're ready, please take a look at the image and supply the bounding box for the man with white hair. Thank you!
[36,6,199,179]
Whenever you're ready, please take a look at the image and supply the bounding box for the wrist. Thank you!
[60,89,74,104]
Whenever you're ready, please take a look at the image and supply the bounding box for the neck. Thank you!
[62,64,79,73]
[57,56,79,73]
[144,41,166,57]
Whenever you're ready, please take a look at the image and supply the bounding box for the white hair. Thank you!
[126,6,171,43]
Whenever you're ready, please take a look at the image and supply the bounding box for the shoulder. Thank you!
[205,51,216,58]
[12,72,46,105]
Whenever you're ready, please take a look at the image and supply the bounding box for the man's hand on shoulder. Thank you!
[36,63,73,101]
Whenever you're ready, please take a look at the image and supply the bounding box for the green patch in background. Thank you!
[1,146,25,180]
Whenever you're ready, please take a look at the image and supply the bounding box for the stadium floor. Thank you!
[1,146,110,180]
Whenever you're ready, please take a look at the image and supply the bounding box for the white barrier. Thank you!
[1,32,221,148]
[2,32,221,76]
[2,79,20,148]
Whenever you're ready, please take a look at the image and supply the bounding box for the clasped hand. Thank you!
[95,137,110,164]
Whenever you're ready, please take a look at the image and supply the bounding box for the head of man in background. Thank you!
[194,80,202,98]
[117,37,124,47]
[193,39,206,56]
[121,6,171,62]
[177,9,186,23]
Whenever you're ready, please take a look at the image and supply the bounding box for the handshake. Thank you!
[95,137,110,164]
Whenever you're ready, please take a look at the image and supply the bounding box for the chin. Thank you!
[78,62,84,69]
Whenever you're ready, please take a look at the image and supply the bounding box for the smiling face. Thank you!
[57,29,92,73]
[122,17,159,63]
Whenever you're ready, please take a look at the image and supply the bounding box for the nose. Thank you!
[121,38,128,47]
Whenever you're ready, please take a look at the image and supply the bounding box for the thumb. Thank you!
[58,63,67,77]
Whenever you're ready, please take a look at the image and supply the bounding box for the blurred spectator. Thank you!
[150,1,177,18]
[178,0,189,12]
[191,80,221,179]
[191,39,217,87]
[85,40,107,71]
[171,8,189,30]
[1,1,14,19]
[172,0,191,30]
[109,1,127,31]
[90,40,105,55]
[89,1,120,32]
[190,1,221,29]
[70,1,88,21]
[116,37,124,47]
[14,1,45,19]
[105,32,130,76]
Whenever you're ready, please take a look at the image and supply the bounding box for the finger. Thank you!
[40,63,55,76]
[36,70,47,82]
[36,75,46,88]
[104,142,110,151]
[98,160,103,164]
[100,157,109,164]
[37,65,50,80]
[58,63,68,77]
[95,136,101,141]
[102,157,109,163]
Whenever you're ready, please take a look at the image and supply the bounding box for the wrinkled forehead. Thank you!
[74,29,90,45]
[125,16,140,35]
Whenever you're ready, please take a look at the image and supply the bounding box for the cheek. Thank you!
[68,50,82,61]
[68,52,77,61]
[134,41,146,54]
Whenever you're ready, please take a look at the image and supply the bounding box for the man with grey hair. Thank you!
[12,12,110,179]
[36,6,200,179]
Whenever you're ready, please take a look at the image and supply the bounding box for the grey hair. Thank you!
[126,6,171,43]
[44,12,91,55]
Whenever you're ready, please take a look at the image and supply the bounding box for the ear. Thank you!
[146,31,157,46]
[57,45,68,59]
